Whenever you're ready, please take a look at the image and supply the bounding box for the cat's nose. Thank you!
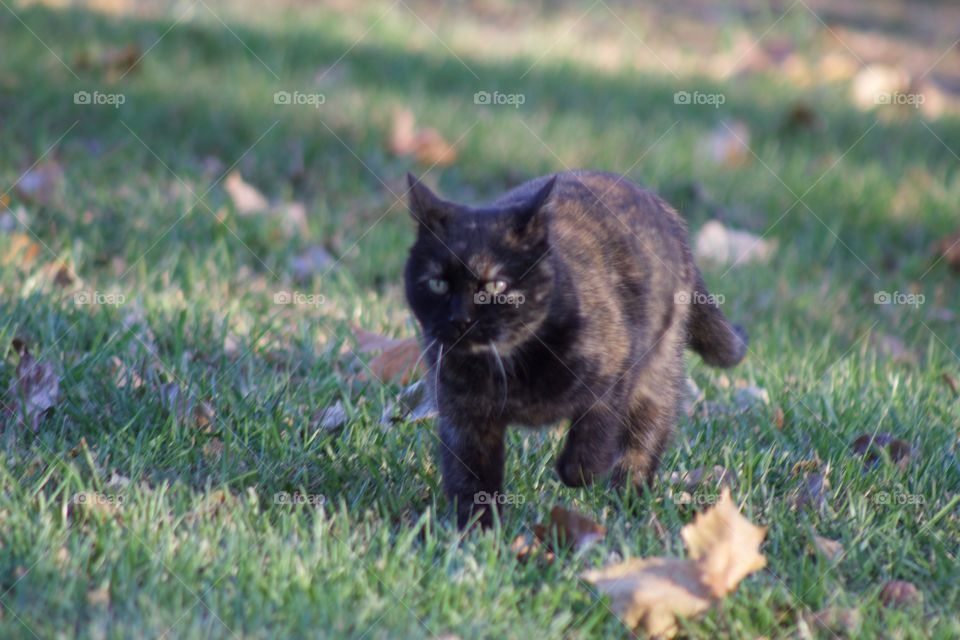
[449,316,473,335]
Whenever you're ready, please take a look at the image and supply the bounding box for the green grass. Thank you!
[1,1,958,638]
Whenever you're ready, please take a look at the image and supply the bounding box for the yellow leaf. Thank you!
[681,487,767,597]
[582,488,767,637]
[582,558,713,637]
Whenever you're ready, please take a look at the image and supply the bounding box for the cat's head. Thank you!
[403,174,557,354]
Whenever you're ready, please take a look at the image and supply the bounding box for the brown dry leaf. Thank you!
[352,328,425,384]
[700,121,751,168]
[75,43,142,75]
[851,433,912,470]
[110,356,144,390]
[510,533,552,564]
[311,400,348,434]
[202,438,224,460]
[224,170,269,215]
[86,583,111,607]
[388,109,458,166]
[802,607,861,637]
[5,339,60,432]
[681,488,767,598]
[534,505,606,552]
[943,372,958,397]
[694,220,776,267]
[931,230,960,272]
[3,233,42,268]
[160,382,215,431]
[879,580,922,608]
[773,406,785,430]
[812,535,844,561]
[791,472,829,511]
[380,379,437,426]
[291,245,335,283]
[583,488,766,637]
[15,161,62,205]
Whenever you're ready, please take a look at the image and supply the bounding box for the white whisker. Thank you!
[489,341,508,416]
[434,343,443,412]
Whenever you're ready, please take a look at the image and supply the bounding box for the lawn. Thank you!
[1,1,958,638]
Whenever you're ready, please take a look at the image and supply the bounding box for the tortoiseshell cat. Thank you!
[404,171,747,528]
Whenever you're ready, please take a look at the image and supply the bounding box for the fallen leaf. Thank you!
[351,329,425,384]
[311,400,348,433]
[224,170,269,215]
[75,43,142,75]
[780,101,823,134]
[812,535,844,561]
[734,385,769,410]
[791,472,829,511]
[801,607,861,637]
[851,64,910,111]
[700,121,751,168]
[534,505,606,552]
[669,465,736,492]
[681,488,767,597]
[583,488,766,637]
[773,406,785,430]
[583,557,714,636]
[202,438,224,460]
[879,580,922,608]
[931,229,960,272]
[15,161,63,205]
[86,583,111,607]
[872,333,919,365]
[5,339,60,432]
[3,233,42,268]
[380,380,437,426]
[110,356,144,390]
[943,372,958,397]
[694,220,776,267]
[851,433,911,470]
[291,245,335,283]
[160,382,215,431]
[388,109,458,166]
[510,533,551,564]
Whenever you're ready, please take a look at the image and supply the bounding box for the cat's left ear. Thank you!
[511,176,556,241]
[407,173,450,234]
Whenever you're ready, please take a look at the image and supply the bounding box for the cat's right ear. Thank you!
[407,173,449,235]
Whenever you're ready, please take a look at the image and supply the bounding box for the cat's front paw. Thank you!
[557,453,601,488]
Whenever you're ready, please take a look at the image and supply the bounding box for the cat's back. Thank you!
[496,171,691,274]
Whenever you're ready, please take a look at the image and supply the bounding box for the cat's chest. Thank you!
[440,352,593,426]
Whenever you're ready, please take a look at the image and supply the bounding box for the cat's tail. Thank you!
[685,273,748,368]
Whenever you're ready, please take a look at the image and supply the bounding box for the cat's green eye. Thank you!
[427,278,449,295]
[484,280,508,295]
